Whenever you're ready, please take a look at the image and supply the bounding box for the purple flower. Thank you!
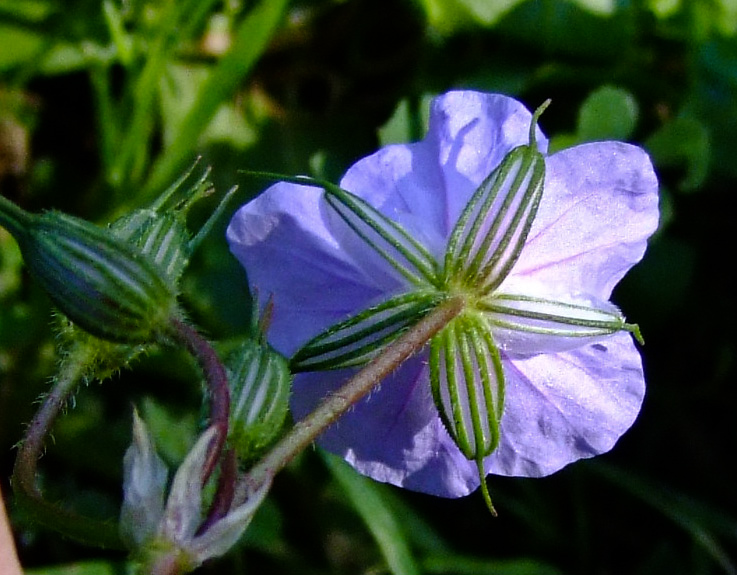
[227,91,659,499]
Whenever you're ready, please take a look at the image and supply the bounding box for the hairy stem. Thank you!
[11,349,124,549]
[236,296,465,501]
[167,318,230,485]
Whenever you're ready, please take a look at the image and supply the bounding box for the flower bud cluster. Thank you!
[2,171,241,393]
[0,165,235,346]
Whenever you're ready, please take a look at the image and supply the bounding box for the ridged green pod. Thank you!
[20,211,177,343]
[226,338,291,462]
[110,208,191,288]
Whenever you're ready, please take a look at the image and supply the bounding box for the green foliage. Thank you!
[576,85,639,142]
[1,0,736,573]
[549,85,639,151]
[324,453,421,575]
[25,560,129,575]
[645,116,710,192]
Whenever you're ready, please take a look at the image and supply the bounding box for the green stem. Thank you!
[235,296,465,501]
[0,195,33,241]
[11,348,125,550]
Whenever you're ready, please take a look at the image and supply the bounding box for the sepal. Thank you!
[121,417,271,573]
[120,409,168,550]
[323,183,440,286]
[292,290,445,371]
[429,312,504,461]
[243,172,441,287]
[480,293,643,353]
[444,102,549,296]
[429,311,504,514]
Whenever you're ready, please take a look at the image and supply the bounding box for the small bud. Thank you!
[110,208,191,288]
[0,163,236,346]
[120,410,168,549]
[226,338,291,462]
[108,163,233,286]
[121,419,271,573]
[18,210,178,343]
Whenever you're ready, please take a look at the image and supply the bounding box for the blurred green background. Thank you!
[0,0,735,573]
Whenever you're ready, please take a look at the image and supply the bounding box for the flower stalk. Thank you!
[4,165,239,550]
[167,318,230,485]
[11,349,125,549]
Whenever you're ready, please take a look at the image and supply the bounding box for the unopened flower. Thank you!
[121,411,269,573]
[226,335,291,463]
[227,91,659,499]
[0,164,235,346]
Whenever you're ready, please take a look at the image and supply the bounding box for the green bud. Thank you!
[226,338,291,462]
[16,209,178,343]
[108,164,225,286]
[0,164,236,346]
[110,208,192,289]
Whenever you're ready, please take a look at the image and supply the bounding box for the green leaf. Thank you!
[423,555,564,575]
[110,0,221,189]
[0,23,44,71]
[323,452,421,575]
[25,560,126,575]
[577,85,639,142]
[645,116,710,193]
[141,0,289,202]
[159,63,257,151]
[418,0,528,33]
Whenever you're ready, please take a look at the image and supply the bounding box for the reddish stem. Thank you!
[168,318,231,485]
